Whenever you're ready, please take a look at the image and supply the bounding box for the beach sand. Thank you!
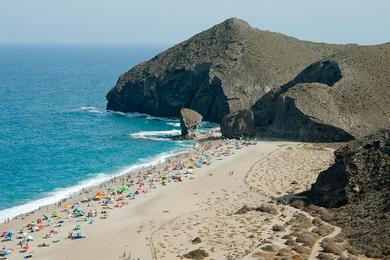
[1,139,363,260]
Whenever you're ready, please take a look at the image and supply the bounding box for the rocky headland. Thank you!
[106,17,390,142]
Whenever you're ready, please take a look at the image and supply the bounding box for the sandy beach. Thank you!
[1,138,367,260]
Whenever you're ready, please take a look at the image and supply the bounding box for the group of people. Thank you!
[0,138,258,258]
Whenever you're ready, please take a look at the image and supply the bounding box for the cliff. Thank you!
[307,130,390,257]
[106,18,340,123]
[106,18,390,141]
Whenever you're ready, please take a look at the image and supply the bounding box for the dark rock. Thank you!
[191,237,202,244]
[235,205,251,214]
[179,108,202,138]
[221,109,256,138]
[183,249,209,259]
[307,130,390,257]
[272,224,286,232]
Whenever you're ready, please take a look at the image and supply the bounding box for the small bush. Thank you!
[183,249,209,259]
[285,239,298,246]
[262,244,279,252]
[312,224,335,236]
[321,238,344,256]
[317,253,334,260]
[291,245,309,254]
[296,232,319,247]
[255,204,278,215]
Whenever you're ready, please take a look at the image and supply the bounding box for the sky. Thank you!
[1,0,389,45]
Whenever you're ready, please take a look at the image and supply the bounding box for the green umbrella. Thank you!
[119,185,129,192]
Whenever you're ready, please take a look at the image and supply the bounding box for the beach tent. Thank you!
[2,231,14,240]
[70,231,87,239]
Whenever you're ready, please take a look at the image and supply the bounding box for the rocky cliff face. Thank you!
[250,45,390,141]
[307,130,390,257]
[106,18,340,123]
[106,18,390,141]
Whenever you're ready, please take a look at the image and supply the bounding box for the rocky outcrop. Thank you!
[107,18,390,141]
[179,108,202,138]
[106,17,340,123]
[307,130,390,257]
[251,45,390,141]
[220,109,255,138]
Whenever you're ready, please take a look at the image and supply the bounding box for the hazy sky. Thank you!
[1,0,389,45]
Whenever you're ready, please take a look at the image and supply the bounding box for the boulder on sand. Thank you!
[179,108,203,138]
[221,109,256,138]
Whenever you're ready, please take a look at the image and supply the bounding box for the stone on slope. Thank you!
[179,108,202,138]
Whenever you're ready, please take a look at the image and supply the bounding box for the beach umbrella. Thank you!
[119,185,129,193]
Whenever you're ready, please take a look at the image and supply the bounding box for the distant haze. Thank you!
[1,0,389,45]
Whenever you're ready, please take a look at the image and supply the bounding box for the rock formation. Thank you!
[307,130,390,257]
[220,109,255,138]
[250,46,390,141]
[106,17,390,141]
[107,17,340,123]
[179,108,202,138]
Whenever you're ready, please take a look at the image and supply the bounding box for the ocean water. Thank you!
[0,44,204,222]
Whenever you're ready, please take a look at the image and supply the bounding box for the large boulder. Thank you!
[221,109,255,138]
[106,17,340,123]
[307,130,390,257]
[179,108,202,138]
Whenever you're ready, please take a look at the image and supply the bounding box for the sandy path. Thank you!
[308,225,342,260]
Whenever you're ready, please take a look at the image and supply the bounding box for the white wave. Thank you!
[167,122,180,127]
[79,106,107,114]
[0,150,188,223]
[129,130,181,141]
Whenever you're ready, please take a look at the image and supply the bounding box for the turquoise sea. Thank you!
[0,44,208,222]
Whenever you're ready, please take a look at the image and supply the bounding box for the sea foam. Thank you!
[0,150,187,223]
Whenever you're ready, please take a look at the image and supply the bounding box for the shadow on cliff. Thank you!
[250,59,354,142]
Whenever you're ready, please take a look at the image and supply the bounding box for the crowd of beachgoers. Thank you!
[0,137,258,259]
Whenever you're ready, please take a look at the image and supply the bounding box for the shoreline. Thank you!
[0,143,195,224]
[1,137,361,260]
[0,136,251,258]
